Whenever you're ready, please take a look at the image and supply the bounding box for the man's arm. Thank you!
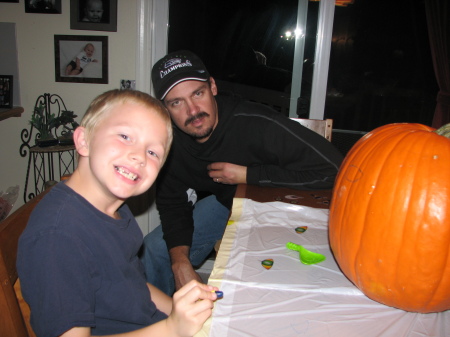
[169,246,203,291]
[156,164,202,291]
[207,162,247,185]
[214,117,343,190]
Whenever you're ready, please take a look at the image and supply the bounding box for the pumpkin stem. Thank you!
[434,123,450,138]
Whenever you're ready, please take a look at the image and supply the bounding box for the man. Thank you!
[142,50,343,295]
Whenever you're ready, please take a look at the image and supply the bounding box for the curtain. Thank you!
[425,0,450,128]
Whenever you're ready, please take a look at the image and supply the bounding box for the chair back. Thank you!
[0,191,47,337]
[290,118,333,141]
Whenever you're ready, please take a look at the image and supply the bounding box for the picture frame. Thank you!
[0,75,13,109]
[70,0,117,32]
[25,0,62,14]
[54,35,108,84]
[120,79,136,90]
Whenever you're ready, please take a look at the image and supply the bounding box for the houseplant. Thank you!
[55,110,79,145]
[29,102,58,147]
[29,104,79,147]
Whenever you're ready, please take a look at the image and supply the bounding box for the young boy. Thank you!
[17,89,219,336]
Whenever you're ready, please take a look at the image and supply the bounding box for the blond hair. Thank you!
[80,89,173,161]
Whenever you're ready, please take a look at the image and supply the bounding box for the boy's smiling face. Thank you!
[83,102,169,202]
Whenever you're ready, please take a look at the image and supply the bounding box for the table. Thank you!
[234,184,332,208]
[196,185,449,337]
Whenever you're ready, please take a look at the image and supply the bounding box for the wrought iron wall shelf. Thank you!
[20,94,77,202]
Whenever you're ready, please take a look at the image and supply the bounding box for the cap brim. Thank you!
[160,76,208,100]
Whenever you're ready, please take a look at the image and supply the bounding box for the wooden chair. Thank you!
[0,191,48,337]
[290,118,333,141]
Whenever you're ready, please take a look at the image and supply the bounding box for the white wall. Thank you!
[0,0,159,232]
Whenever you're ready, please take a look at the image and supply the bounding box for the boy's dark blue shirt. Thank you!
[17,182,167,336]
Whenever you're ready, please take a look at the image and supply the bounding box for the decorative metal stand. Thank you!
[20,93,76,203]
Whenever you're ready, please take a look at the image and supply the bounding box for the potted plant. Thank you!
[55,110,79,146]
[29,103,58,147]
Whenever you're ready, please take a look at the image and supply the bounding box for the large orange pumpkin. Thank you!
[329,123,450,313]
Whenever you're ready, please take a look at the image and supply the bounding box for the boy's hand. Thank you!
[167,280,218,337]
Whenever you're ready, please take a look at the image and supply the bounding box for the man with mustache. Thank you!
[142,50,343,295]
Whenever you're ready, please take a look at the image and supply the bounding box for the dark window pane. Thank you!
[168,0,317,117]
[325,0,437,131]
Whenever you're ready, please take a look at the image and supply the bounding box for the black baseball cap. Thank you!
[152,50,210,100]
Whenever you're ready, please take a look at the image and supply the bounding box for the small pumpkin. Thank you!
[329,123,450,313]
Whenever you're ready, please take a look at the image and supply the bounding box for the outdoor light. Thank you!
[309,0,354,6]
[281,28,304,40]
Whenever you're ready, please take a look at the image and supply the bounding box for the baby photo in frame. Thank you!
[54,35,108,84]
[70,0,117,32]
[25,0,62,14]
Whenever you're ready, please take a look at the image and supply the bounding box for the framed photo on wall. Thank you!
[0,75,13,109]
[70,0,117,32]
[54,35,108,84]
[25,0,62,14]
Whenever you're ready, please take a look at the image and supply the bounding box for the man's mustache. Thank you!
[185,112,209,126]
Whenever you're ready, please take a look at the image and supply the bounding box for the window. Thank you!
[325,0,437,131]
[169,0,318,116]
[167,0,437,131]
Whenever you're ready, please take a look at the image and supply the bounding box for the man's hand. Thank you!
[170,246,203,291]
[207,162,247,185]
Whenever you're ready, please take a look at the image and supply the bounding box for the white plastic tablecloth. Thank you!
[196,198,450,337]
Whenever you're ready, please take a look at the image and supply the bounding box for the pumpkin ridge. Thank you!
[332,131,385,275]
[374,130,447,310]
[429,244,450,311]
[393,134,432,309]
[358,129,420,300]
[332,126,407,282]
[419,135,450,311]
[331,127,388,272]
